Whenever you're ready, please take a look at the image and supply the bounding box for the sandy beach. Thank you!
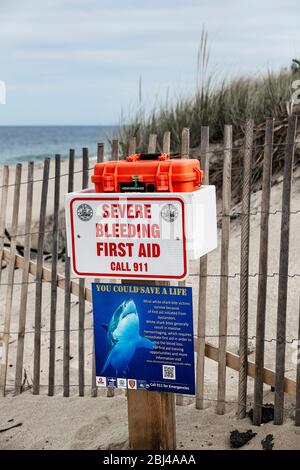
[0,392,299,450]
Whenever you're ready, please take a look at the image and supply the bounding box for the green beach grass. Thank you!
[119,60,300,153]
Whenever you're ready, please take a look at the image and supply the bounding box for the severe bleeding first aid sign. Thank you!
[66,196,187,280]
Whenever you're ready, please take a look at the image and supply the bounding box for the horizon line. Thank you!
[0,123,118,127]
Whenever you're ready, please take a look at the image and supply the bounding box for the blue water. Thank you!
[0,126,118,164]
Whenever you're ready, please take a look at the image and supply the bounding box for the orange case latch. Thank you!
[156,161,173,191]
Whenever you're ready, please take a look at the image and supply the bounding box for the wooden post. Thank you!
[63,149,75,397]
[253,118,274,425]
[295,299,300,426]
[127,283,176,450]
[126,133,176,449]
[0,166,9,386]
[176,127,190,407]
[128,386,176,450]
[14,162,34,395]
[217,125,232,415]
[0,164,22,396]
[196,126,209,410]
[48,155,61,396]
[274,115,297,424]
[0,166,9,285]
[106,140,119,398]
[237,119,253,418]
[78,148,89,396]
[91,144,104,398]
[33,158,50,395]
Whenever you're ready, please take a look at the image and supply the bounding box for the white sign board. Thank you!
[67,196,188,280]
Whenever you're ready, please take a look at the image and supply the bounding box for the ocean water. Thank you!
[0,125,118,165]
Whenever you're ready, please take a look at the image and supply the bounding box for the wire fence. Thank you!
[0,120,300,428]
[0,139,300,189]
[0,327,299,346]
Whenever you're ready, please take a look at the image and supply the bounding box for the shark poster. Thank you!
[92,283,195,395]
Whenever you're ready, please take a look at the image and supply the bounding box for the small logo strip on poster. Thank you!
[96,376,107,387]
[107,377,117,388]
[97,377,144,390]
[127,379,137,390]
[137,380,149,390]
[117,378,127,389]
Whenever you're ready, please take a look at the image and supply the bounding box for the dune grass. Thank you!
[118,68,300,154]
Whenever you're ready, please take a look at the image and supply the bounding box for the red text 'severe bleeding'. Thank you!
[101,203,152,219]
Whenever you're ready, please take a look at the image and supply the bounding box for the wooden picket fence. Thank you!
[0,118,300,428]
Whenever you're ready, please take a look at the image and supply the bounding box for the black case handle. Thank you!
[139,152,161,160]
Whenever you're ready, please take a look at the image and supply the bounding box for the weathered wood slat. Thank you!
[217,125,232,414]
[128,137,136,156]
[176,127,190,407]
[97,143,104,163]
[202,342,296,398]
[3,249,92,301]
[296,299,300,426]
[63,149,75,397]
[180,128,189,158]
[162,132,171,154]
[253,118,274,425]
[14,162,34,395]
[237,119,253,418]
[0,164,22,396]
[48,155,61,396]
[0,166,9,285]
[92,141,104,396]
[106,140,119,398]
[91,144,105,398]
[91,332,97,398]
[112,139,119,161]
[148,134,157,153]
[33,158,50,395]
[274,115,297,424]
[78,148,89,396]
[196,126,209,410]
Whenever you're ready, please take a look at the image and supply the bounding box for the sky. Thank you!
[0,0,299,125]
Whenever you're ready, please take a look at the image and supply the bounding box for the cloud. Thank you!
[0,0,299,124]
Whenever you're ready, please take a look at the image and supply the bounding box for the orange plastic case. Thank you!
[91,152,203,193]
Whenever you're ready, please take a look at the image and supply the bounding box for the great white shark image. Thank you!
[100,298,156,376]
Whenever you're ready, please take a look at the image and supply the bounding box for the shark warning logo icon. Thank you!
[128,379,137,389]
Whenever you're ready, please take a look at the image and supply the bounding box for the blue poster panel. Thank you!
[92,283,195,394]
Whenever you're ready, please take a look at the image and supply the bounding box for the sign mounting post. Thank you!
[65,149,217,450]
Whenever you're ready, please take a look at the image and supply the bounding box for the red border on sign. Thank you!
[69,196,187,279]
